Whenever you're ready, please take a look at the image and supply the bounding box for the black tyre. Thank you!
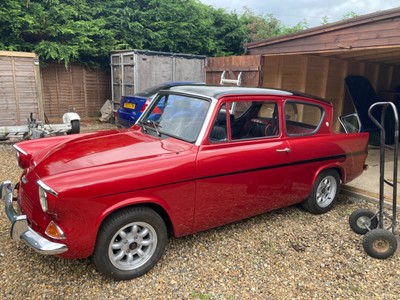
[302,169,340,214]
[349,208,378,235]
[363,228,398,259]
[68,120,80,134]
[93,207,167,280]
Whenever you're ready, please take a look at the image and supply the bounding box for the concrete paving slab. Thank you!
[343,147,399,210]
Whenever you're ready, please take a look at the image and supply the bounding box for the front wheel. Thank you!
[302,170,340,214]
[93,207,167,280]
[363,228,397,259]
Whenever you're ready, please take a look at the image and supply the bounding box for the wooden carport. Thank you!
[206,7,400,129]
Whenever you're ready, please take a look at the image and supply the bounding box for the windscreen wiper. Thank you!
[137,120,148,133]
[149,120,162,137]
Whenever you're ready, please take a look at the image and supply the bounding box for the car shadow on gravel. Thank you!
[2,194,399,299]
[12,194,360,282]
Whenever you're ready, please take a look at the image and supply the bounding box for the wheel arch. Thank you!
[92,201,175,251]
[95,201,175,241]
[313,164,344,185]
[331,165,344,183]
[301,165,343,214]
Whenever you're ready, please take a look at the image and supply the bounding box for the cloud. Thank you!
[200,0,400,27]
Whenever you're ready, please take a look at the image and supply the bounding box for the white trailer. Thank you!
[110,49,206,113]
[0,112,80,141]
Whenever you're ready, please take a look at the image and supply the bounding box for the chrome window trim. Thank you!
[283,99,326,137]
[195,97,218,146]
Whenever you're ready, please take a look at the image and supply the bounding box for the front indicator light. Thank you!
[45,221,66,240]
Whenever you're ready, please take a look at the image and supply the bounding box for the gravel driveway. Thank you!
[0,122,399,299]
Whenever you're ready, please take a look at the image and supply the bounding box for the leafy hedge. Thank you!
[0,0,307,68]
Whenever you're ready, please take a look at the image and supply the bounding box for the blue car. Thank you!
[117,82,202,128]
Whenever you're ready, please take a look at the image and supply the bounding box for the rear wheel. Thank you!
[93,207,167,280]
[363,228,397,259]
[349,208,378,235]
[302,170,340,214]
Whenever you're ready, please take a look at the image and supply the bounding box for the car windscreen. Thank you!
[140,93,210,143]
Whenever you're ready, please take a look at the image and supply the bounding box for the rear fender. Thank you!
[311,164,344,185]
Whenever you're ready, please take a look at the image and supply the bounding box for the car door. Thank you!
[194,99,291,232]
[282,99,331,203]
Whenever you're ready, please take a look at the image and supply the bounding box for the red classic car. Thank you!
[1,85,369,280]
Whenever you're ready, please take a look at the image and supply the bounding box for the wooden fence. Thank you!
[205,56,263,87]
[0,51,41,126]
[41,63,111,120]
[0,53,111,126]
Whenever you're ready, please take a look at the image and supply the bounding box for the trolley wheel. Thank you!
[362,228,398,259]
[349,208,378,235]
[67,120,80,134]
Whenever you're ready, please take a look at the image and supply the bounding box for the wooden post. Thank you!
[10,56,21,124]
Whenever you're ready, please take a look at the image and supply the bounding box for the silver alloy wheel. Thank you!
[108,222,157,271]
[316,175,337,208]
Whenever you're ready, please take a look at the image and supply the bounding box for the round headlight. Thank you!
[39,186,48,212]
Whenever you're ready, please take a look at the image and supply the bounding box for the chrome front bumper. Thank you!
[1,181,68,255]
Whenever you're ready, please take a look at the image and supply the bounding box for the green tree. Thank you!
[0,0,115,66]
[239,8,307,43]
[0,0,309,67]
[321,11,359,26]
[209,8,246,56]
[342,11,359,20]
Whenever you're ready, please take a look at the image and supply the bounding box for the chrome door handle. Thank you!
[276,147,290,153]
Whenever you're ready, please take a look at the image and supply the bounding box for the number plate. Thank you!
[123,103,136,109]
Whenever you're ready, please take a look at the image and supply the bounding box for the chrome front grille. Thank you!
[19,190,34,220]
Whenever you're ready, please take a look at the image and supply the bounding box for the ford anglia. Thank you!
[1,85,369,280]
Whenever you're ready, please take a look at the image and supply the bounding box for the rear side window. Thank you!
[284,101,324,136]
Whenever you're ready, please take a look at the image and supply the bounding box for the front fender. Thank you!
[94,196,173,233]
[54,179,195,258]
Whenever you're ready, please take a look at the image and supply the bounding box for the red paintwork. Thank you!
[14,89,369,259]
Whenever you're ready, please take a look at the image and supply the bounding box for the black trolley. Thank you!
[349,102,399,259]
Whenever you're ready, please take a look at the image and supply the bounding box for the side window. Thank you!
[232,102,252,118]
[233,101,280,140]
[284,101,324,136]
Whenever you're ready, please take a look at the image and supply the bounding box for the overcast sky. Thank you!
[200,0,400,27]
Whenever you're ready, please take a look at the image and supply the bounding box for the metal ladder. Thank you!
[220,70,242,86]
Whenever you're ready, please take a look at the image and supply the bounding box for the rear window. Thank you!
[284,100,324,136]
